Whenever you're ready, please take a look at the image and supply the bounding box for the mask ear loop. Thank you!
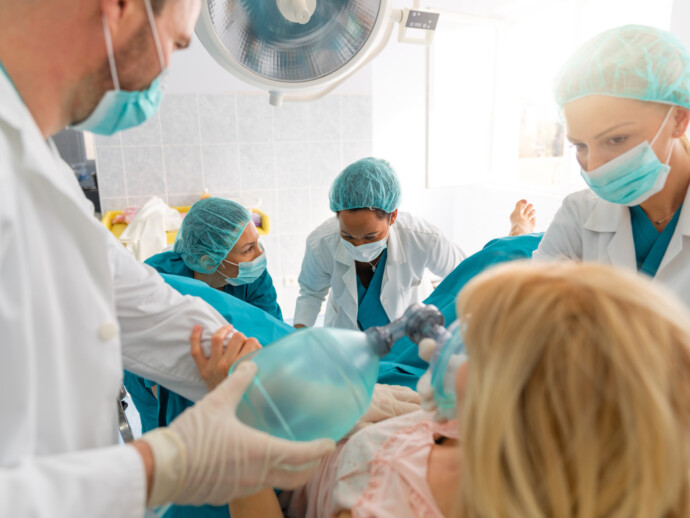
[101,15,120,90]
[651,106,676,165]
[143,0,166,75]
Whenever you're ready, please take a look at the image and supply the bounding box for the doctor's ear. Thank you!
[389,210,398,226]
[100,0,141,39]
[672,107,690,137]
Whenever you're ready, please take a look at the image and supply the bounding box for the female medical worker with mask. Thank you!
[534,24,690,308]
[294,157,465,331]
[127,198,282,518]
[146,197,282,319]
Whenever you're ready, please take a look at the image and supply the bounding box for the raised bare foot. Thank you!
[509,199,536,236]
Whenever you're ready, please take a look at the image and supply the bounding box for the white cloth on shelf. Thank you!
[118,196,182,261]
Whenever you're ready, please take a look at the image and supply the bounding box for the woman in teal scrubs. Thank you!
[147,197,282,319]
[124,197,284,518]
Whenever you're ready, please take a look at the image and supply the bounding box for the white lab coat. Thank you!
[294,213,465,329]
[534,188,690,308]
[0,74,228,515]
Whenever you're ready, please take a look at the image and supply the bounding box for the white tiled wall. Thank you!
[95,93,373,318]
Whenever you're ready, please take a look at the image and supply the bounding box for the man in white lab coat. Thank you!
[0,0,338,515]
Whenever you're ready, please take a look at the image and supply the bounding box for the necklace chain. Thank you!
[368,255,382,272]
[654,213,674,225]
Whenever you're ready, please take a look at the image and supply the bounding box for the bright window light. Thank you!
[427,23,498,188]
[426,0,674,190]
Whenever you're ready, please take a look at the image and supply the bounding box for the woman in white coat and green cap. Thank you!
[534,24,690,309]
[294,157,465,331]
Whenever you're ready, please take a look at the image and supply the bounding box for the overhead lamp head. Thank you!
[196,0,391,98]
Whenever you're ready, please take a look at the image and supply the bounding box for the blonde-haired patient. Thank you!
[228,261,690,518]
[457,262,690,518]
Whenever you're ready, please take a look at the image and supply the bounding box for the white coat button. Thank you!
[98,321,119,341]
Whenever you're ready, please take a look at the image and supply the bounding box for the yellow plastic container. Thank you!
[101,205,271,244]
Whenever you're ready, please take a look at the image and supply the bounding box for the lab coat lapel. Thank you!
[657,188,690,274]
[0,73,92,215]
[584,199,637,269]
[335,240,359,325]
[380,225,405,318]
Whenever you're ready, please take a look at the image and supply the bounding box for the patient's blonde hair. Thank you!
[457,262,690,518]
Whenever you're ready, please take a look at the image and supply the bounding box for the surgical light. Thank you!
[196,0,440,105]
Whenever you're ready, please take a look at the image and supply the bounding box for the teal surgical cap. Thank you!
[329,157,402,213]
[555,24,690,109]
[173,198,251,274]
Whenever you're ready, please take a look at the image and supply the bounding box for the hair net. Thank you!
[173,198,252,274]
[329,157,402,213]
[554,24,690,109]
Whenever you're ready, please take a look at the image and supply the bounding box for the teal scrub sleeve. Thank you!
[160,273,293,344]
[227,269,283,322]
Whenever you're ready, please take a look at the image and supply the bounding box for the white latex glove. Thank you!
[416,337,438,414]
[416,337,467,422]
[345,384,422,438]
[142,362,336,507]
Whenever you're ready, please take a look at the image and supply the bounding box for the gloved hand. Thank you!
[416,337,467,422]
[142,361,336,507]
[345,383,422,438]
[416,337,439,414]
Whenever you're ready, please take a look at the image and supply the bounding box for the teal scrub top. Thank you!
[355,250,390,331]
[629,205,682,277]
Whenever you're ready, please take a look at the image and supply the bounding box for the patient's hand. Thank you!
[189,324,262,391]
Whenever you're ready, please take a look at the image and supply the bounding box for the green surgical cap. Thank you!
[173,197,251,274]
[555,24,690,109]
[329,157,401,213]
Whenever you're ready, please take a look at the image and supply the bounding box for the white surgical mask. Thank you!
[341,236,388,263]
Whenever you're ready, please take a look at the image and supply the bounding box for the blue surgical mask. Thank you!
[72,0,166,136]
[222,244,267,286]
[341,236,388,263]
[581,107,675,206]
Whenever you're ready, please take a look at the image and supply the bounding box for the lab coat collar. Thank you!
[385,224,406,265]
[583,196,635,268]
[583,187,690,271]
[583,198,623,233]
[657,186,690,273]
[334,241,358,309]
[0,71,32,133]
[676,186,690,237]
[0,71,93,215]
[584,187,690,236]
